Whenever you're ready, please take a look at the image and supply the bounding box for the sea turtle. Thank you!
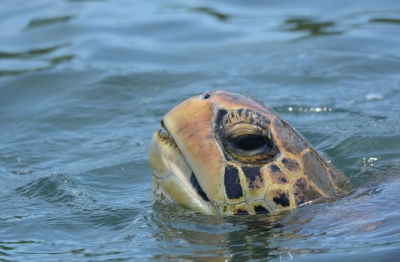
[148,91,348,215]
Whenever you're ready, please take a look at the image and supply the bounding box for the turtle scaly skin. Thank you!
[148,91,348,215]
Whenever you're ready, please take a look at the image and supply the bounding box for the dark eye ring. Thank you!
[224,131,276,164]
[231,134,268,151]
[218,110,278,164]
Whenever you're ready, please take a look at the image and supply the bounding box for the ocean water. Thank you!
[1,0,400,261]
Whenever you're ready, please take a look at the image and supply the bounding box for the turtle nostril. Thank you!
[200,92,211,100]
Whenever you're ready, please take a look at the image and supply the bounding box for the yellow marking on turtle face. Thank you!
[219,203,229,215]
[278,155,303,177]
[229,202,254,215]
[266,163,294,186]
[248,200,273,214]
[265,185,294,211]
[243,165,270,200]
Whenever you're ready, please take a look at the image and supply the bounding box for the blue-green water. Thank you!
[1,0,400,260]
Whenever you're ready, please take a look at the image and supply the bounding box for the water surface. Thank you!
[1,0,400,260]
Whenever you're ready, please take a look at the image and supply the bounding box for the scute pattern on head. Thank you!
[242,166,264,190]
[292,177,323,206]
[224,164,244,200]
[272,117,308,155]
[149,91,349,215]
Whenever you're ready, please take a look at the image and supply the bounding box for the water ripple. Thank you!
[25,15,76,30]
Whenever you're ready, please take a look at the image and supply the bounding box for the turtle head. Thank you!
[149,91,347,215]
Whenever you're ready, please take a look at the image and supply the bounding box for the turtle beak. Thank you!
[159,93,229,209]
[148,121,217,215]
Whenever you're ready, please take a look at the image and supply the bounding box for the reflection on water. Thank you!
[283,18,341,36]
[0,44,73,76]
[191,7,229,21]
[0,0,400,260]
[370,18,400,24]
[25,15,76,30]
[0,44,67,59]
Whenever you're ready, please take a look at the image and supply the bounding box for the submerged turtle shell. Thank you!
[149,91,348,215]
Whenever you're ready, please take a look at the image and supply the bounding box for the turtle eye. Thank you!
[231,134,268,151]
[224,125,276,164]
[216,109,278,164]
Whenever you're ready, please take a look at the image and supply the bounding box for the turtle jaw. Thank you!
[148,129,218,215]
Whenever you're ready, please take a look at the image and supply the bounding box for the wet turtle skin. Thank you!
[148,91,348,215]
